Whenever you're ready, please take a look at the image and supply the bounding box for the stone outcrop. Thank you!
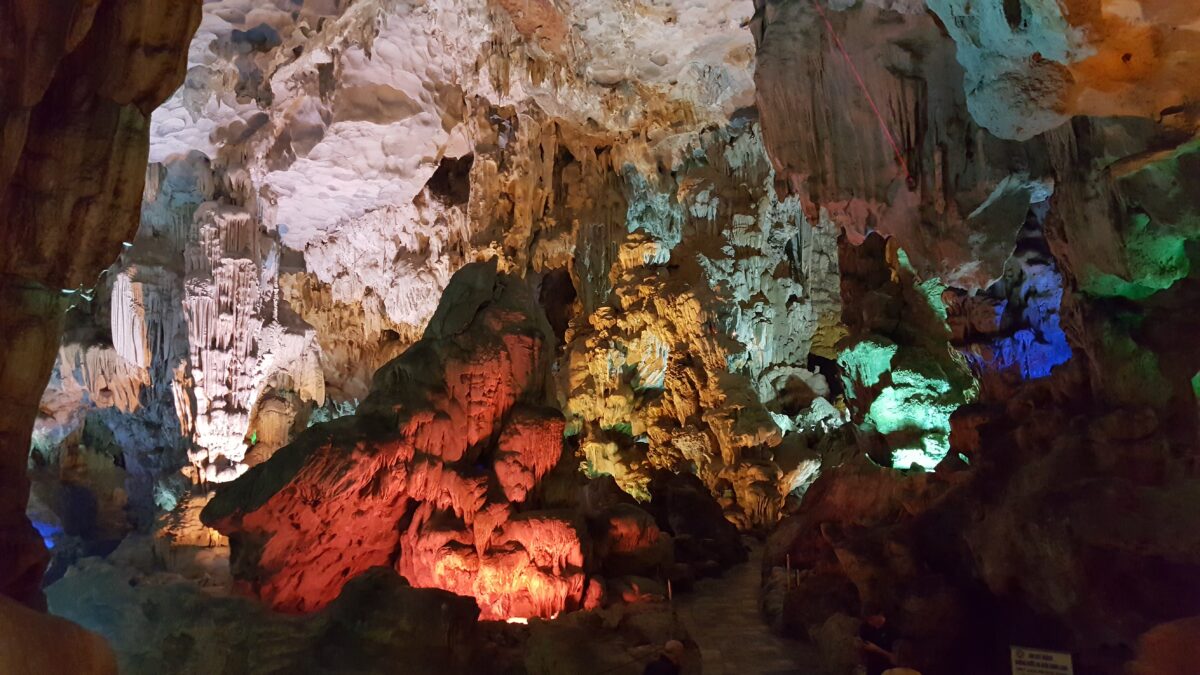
[754,0,1052,290]
[0,0,200,606]
[925,0,1200,139]
[0,593,117,675]
[836,233,977,469]
[204,262,747,621]
[49,538,694,675]
[202,261,586,619]
[755,1,1200,673]
[49,558,482,675]
[563,124,841,529]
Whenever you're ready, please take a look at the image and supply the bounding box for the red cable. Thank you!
[809,0,914,184]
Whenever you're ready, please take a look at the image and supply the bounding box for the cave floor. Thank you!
[677,541,826,674]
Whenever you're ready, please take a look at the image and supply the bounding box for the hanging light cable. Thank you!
[809,0,914,185]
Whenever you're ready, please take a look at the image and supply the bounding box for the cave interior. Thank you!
[1,0,1199,674]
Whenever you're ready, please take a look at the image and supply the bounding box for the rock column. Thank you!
[0,0,200,606]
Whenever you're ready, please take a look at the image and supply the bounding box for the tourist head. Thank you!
[664,640,685,664]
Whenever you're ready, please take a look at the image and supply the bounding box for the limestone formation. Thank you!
[0,593,117,675]
[755,0,1052,289]
[33,0,810,555]
[0,0,200,607]
[201,262,576,618]
[4,1,1200,674]
[203,262,750,623]
[836,233,978,469]
[925,0,1200,139]
[563,125,839,528]
[49,558,483,675]
[753,1,1200,672]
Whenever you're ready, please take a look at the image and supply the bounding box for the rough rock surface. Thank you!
[836,233,977,469]
[42,528,699,674]
[31,0,830,552]
[562,124,842,529]
[49,559,482,675]
[203,262,746,622]
[0,593,117,675]
[755,0,1051,290]
[9,2,1200,674]
[755,1,1200,673]
[1129,615,1200,675]
[925,0,1200,139]
[202,261,588,619]
[0,0,200,607]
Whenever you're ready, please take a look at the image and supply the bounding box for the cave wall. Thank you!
[32,0,844,560]
[0,0,200,607]
[754,0,1200,672]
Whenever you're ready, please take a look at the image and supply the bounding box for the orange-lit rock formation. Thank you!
[203,261,591,619]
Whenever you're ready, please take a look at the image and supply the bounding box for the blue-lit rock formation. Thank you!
[950,209,1073,391]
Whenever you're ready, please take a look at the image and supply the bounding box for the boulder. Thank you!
[48,561,481,675]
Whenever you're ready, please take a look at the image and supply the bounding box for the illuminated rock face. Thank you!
[948,209,1072,395]
[203,262,589,619]
[564,125,842,528]
[836,234,977,469]
[755,2,1200,673]
[925,0,1200,139]
[0,593,117,675]
[202,262,747,620]
[31,0,791,545]
[34,153,326,564]
[1072,138,1200,301]
[755,0,1052,291]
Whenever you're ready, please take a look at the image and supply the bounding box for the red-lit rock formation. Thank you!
[204,261,593,619]
[1130,616,1200,675]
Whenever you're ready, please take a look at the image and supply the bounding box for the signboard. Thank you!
[1011,646,1073,675]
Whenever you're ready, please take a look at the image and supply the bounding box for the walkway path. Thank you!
[676,541,827,674]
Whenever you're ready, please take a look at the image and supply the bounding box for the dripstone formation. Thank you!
[1,1,1198,674]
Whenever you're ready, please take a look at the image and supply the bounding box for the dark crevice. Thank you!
[1003,0,1024,31]
[425,154,474,206]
